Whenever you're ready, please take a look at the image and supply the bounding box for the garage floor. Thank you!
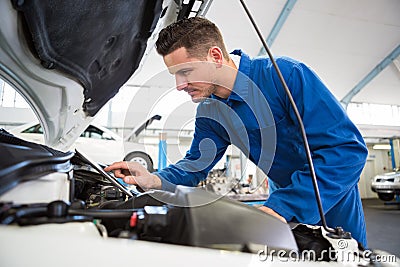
[363,198,400,257]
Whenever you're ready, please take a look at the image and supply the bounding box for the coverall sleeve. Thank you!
[264,60,368,223]
[154,116,230,192]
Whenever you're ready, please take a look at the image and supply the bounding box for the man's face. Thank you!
[163,47,217,103]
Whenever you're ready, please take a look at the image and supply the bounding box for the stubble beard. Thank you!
[191,83,217,103]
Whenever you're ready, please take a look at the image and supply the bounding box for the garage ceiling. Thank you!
[209,0,400,105]
[130,0,400,107]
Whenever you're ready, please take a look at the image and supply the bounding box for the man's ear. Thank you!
[208,46,223,67]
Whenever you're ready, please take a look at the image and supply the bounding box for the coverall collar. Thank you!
[211,49,250,103]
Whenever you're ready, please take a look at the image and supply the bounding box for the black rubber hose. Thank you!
[68,208,140,218]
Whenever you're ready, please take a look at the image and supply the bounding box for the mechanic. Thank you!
[105,17,368,247]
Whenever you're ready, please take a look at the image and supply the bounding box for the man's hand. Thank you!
[258,206,287,223]
[104,161,162,191]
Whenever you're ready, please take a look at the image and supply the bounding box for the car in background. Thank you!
[9,115,161,171]
[371,170,400,201]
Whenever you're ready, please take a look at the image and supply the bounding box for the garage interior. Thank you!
[0,0,399,262]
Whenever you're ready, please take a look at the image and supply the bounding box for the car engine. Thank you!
[0,129,395,266]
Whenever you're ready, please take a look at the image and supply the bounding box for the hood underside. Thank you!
[13,0,164,117]
[0,0,209,150]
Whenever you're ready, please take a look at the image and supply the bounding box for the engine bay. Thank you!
[0,130,390,265]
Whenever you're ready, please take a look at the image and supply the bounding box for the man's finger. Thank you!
[123,176,138,185]
[122,169,133,176]
[113,169,125,178]
[104,161,127,171]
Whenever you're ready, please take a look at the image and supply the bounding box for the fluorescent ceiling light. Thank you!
[372,144,391,150]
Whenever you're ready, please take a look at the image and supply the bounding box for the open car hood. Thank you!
[0,0,212,151]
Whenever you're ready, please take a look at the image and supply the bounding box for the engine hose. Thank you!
[1,206,47,225]
[68,208,140,219]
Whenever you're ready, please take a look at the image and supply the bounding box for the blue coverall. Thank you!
[155,50,368,247]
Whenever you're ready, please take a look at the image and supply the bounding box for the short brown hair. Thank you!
[155,17,229,60]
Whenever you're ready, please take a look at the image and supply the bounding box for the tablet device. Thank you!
[74,149,133,198]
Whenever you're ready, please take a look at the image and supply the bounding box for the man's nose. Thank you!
[175,76,188,91]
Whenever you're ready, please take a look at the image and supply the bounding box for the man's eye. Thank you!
[181,70,191,76]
